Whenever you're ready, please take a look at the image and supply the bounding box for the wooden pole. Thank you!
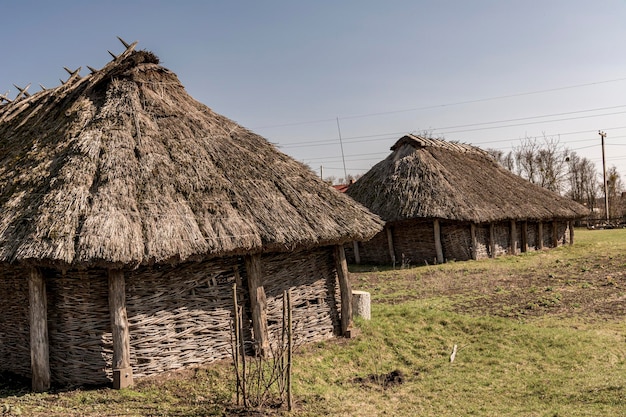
[29,267,50,392]
[385,226,396,265]
[108,269,133,389]
[470,223,477,260]
[509,220,517,255]
[287,289,293,412]
[569,220,575,245]
[244,254,270,358]
[521,221,528,253]
[538,222,544,250]
[552,220,559,247]
[334,245,353,336]
[434,219,444,264]
[233,284,241,405]
[352,241,361,265]
[489,222,496,258]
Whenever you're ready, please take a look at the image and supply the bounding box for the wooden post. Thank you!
[108,269,133,389]
[509,220,517,255]
[244,254,270,357]
[434,219,444,264]
[552,220,559,247]
[29,267,50,392]
[521,221,528,253]
[470,223,477,260]
[489,222,496,258]
[569,220,574,245]
[334,245,353,336]
[385,226,396,265]
[538,221,544,250]
[352,241,361,265]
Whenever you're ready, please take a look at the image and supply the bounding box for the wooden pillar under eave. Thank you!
[434,219,444,264]
[537,222,544,250]
[489,222,496,258]
[521,221,528,253]
[385,226,396,265]
[29,267,50,392]
[509,220,518,255]
[569,220,575,245]
[244,254,270,358]
[470,223,478,260]
[552,220,559,247]
[334,245,353,336]
[353,241,361,265]
[108,269,133,389]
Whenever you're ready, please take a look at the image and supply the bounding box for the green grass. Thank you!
[1,228,625,416]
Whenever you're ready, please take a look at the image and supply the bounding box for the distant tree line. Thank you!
[488,135,625,222]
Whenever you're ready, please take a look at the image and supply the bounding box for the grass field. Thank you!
[2,228,625,416]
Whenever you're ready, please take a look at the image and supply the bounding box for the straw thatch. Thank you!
[346,134,589,223]
[0,47,383,269]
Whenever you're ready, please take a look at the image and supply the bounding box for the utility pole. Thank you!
[599,131,609,223]
[336,117,348,183]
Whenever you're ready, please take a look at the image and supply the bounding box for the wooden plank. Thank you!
[244,254,270,357]
[470,223,477,260]
[521,221,528,253]
[352,241,361,265]
[569,220,575,245]
[334,245,353,336]
[385,226,396,265]
[538,222,544,250]
[510,220,518,255]
[29,267,50,392]
[108,269,133,389]
[434,219,444,264]
[488,223,495,258]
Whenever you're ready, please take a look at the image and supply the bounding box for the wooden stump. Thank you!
[351,290,371,320]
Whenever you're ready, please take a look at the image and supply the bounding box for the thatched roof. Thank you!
[0,42,383,268]
[346,134,589,223]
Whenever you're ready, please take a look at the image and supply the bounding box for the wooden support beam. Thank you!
[489,222,496,258]
[509,220,517,255]
[29,267,50,392]
[470,223,477,260]
[334,245,353,336]
[385,226,396,265]
[538,222,544,250]
[552,220,559,247]
[244,254,270,357]
[352,241,361,265]
[108,269,133,389]
[521,221,528,253]
[434,219,444,264]
[569,220,575,245]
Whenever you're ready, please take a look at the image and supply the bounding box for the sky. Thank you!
[2,1,626,185]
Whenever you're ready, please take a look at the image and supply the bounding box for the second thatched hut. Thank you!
[344,135,589,266]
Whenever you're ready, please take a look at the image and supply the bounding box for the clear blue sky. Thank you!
[2,1,625,184]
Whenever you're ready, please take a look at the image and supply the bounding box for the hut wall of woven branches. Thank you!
[0,40,383,391]
[344,135,588,266]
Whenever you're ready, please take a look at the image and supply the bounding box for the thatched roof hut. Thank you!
[345,134,588,265]
[0,40,383,391]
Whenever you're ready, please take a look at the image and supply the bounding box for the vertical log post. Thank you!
[521,221,528,253]
[569,220,575,245]
[29,267,50,392]
[352,241,361,265]
[108,269,133,389]
[385,226,396,265]
[552,220,559,247]
[434,219,444,264]
[509,220,518,255]
[244,254,270,357]
[489,222,496,258]
[334,245,353,336]
[470,223,478,260]
[538,221,544,250]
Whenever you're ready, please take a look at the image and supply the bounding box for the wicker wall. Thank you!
[0,266,31,379]
[441,222,472,262]
[475,224,491,259]
[346,229,391,264]
[262,247,341,348]
[391,220,438,266]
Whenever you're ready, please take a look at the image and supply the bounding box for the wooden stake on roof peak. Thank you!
[13,83,31,100]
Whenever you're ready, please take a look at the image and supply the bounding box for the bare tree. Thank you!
[567,153,598,212]
[606,166,625,221]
